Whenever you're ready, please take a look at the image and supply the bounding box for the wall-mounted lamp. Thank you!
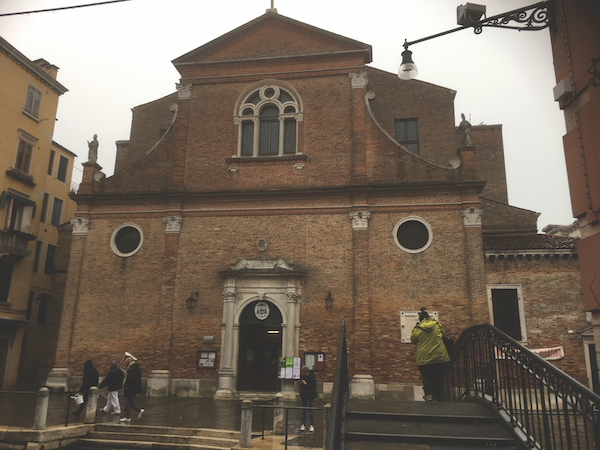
[324,292,334,311]
[398,1,551,81]
[186,291,199,310]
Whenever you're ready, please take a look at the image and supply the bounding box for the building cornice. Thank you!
[0,36,68,95]
[485,249,577,260]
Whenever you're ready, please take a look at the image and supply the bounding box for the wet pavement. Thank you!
[0,391,325,448]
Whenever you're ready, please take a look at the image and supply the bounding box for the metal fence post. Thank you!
[33,387,50,430]
[273,392,284,435]
[323,403,330,450]
[240,399,253,448]
[85,387,100,424]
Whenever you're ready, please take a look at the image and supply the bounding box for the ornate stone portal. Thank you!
[216,259,304,400]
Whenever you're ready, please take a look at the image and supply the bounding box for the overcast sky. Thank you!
[1,0,573,230]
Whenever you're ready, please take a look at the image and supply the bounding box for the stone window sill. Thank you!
[6,168,36,186]
[227,154,307,164]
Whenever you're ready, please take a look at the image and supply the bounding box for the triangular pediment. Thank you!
[172,11,372,67]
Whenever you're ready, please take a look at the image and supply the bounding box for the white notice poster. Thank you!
[293,357,301,379]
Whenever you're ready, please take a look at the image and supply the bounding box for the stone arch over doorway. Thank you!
[216,259,305,400]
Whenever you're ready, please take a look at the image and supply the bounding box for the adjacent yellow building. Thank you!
[0,36,75,388]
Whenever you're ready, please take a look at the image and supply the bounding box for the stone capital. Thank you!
[349,211,371,230]
[177,82,192,100]
[163,215,183,233]
[287,292,301,302]
[70,217,90,235]
[461,207,483,228]
[222,292,236,303]
[349,71,368,89]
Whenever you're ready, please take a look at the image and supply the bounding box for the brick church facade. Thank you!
[48,10,591,399]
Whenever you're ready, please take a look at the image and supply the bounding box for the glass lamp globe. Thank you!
[398,49,418,80]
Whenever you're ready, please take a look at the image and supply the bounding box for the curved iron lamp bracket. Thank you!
[404,1,552,49]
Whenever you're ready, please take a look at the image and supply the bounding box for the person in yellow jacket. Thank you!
[410,307,450,401]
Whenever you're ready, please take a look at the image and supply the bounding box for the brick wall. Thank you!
[485,255,588,384]
[53,12,587,397]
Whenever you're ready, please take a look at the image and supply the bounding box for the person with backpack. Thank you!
[410,307,450,401]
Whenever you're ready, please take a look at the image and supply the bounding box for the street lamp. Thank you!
[186,291,199,310]
[399,1,552,80]
[324,292,334,311]
[398,43,418,80]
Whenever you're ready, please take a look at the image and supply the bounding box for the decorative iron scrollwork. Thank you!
[474,1,551,34]
[589,56,600,87]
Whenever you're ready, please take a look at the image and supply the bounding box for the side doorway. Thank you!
[237,300,282,392]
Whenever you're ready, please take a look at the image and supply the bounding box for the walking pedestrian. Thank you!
[99,361,124,415]
[120,356,144,422]
[72,360,99,418]
[299,365,317,432]
[410,307,450,401]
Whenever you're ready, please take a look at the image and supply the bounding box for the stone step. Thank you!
[346,417,515,440]
[95,424,239,439]
[87,430,238,447]
[344,440,520,450]
[76,425,243,450]
[77,438,233,450]
[347,409,499,424]
[344,400,519,448]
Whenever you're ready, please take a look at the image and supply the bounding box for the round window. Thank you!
[264,87,276,98]
[393,217,432,253]
[111,224,143,257]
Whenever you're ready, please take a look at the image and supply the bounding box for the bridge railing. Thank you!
[443,324,600,450]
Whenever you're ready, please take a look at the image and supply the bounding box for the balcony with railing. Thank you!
[0,228,34,261]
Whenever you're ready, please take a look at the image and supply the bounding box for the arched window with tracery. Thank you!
[236,84,301,157]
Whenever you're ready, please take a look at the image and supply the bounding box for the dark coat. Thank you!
[98,365,124,392]
[123,362,142,397]
[299,370,318,401]
[79,360,99,394]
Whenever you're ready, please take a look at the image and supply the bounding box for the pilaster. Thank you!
[349,206,374,399]
[461,206,487,325]
[152,215,183,372]
[349,71,369,184]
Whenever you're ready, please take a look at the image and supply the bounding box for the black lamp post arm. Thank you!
[404,1,551,49]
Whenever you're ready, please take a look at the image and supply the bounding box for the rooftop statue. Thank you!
[87,134,98,164]
[459,114,472,147]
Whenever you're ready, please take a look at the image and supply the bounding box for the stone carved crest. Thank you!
[254,302,270,320]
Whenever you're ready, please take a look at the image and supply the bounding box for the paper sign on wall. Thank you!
[279,357,302,379]
[400,311,438,343]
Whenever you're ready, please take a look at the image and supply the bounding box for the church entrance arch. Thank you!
[237,300,282,392]
[215,259,305,400]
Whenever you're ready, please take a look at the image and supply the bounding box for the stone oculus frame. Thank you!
[216,258,305,400]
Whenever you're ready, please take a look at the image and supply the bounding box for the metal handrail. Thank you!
[325,320,349,450]
[253,404,323,449]
[444,324,600,449]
